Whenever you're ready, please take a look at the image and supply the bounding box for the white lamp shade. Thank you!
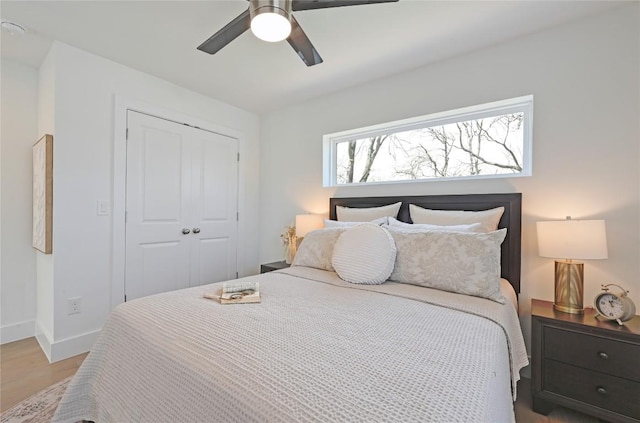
[250,12,291,42]
[295,214,324,238]
[537,219,608,260]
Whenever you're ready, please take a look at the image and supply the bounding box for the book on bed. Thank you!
[202,281,261,304]
[219,281,261,304]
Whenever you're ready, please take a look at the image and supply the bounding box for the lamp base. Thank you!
[553,260,584,314]
[553,304,584,314]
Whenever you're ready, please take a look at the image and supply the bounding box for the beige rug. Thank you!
[1,377,71,423]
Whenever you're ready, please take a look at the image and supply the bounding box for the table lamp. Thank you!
[536,218,608,314]
[295,214,324,242]
[283,214,324,264]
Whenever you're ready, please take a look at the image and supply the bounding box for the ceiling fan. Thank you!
[197,0,399,67]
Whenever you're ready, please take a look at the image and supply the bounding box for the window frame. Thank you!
[322,95,533,187]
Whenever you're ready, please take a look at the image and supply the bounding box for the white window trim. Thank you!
[323,95,533,187]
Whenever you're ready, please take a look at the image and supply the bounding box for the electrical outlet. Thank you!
[67,297,81,315]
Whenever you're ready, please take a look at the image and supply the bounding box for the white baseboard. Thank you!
[35,323,100,363]
[1,320,36,344]
[35,329,52,361]
[49,329,100,362]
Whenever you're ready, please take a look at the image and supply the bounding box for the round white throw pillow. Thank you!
[332,224,397,285]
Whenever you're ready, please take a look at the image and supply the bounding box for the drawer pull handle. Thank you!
[598,352,609,360]
[596,386,607,395]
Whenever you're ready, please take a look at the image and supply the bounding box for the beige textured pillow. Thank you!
[408,205,504,233]
[388,228,507,303]
[336,202,401,222]
[292,228,345,271]
[332,224,396,285]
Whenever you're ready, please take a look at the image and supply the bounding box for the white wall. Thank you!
[35,42,261,361]
[259,4,640,365]
[0,60,39,343]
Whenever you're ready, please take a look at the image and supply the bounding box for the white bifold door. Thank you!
[125,111,238,301]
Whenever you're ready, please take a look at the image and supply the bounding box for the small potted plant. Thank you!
[280,224,296,264]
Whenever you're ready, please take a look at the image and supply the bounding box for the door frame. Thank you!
[112,96,242,310]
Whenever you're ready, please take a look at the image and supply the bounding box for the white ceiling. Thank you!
[1,1,622,114]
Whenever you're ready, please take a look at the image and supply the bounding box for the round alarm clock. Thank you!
[594,284,636,325]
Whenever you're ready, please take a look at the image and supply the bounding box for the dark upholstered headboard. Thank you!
[329,193,522,294]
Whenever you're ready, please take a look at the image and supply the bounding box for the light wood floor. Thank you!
[1,337,597,422]
[0,337,88,412]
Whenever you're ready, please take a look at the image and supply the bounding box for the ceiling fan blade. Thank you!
[292,0,398,12]
[287,16,323,66]
[197,9,251,55]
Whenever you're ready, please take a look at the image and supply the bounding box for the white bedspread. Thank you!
[53,266,528,423]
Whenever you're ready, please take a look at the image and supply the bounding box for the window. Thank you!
[323,96,533,187]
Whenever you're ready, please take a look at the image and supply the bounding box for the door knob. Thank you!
[192,228,201,234]
[182,228,191,235]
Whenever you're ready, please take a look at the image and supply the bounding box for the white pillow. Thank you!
[324,217,388,228]
[336,202,402,222]
[409,205,505,233]
[387,217,483,233]
[332,224,397,285]
[387,228,507,303]
[292,228,345,271]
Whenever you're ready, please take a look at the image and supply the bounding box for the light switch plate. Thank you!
[97,200,109,216]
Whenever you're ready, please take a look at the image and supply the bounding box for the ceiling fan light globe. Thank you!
[251,12,291,42]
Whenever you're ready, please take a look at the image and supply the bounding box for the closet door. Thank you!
[125,111,238,300]
[188,126,238,287]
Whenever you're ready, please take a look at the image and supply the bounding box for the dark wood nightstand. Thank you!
[260,261,290,274]
[531,299,640,423]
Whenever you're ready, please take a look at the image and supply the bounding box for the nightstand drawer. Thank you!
[544,326,640,382]
[544,360,640,419]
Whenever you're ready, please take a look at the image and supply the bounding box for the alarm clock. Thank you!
[594,284,636,325]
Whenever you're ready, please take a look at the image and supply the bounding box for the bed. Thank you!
[53,193,528,423]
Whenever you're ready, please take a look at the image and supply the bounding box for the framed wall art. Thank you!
[33,134,53,254]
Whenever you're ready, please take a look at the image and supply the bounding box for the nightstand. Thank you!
[531,299,640,423]
[260,261,290,274]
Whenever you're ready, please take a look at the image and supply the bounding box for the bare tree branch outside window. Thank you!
[336,112,524,184]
